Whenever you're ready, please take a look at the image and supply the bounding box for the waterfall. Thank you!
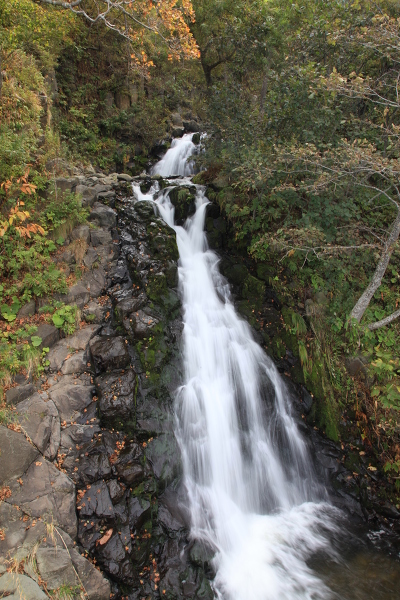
[134,137,340,600]
[151,133,197,177]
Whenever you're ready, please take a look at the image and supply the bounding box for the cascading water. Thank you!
[151,133,197,177]
[134,135,342,599]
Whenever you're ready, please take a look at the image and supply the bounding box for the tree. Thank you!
[37,0,199,68]
[190,0,269,86]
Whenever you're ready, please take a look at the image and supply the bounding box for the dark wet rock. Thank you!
[79,480,115,518]
[113,442,145,485]
[128,496,151,530]
[0,426,39,484]
[88,202,117,229]
[108,479,126,504]
[158,488,188,533]
[34,323,59,349]
[61,423,100,451]
[301,386,313,415]
[379,502,400,519]
[83,299,112,324]
[7,458,77,538]
[16,394,60,460]
[71,224,90,244]
[115,295,147,321]
[145,433,180,486]
[5,382,36,405]
[130,309,159,339]
[89,336,130,373]
[73,440,112,485]
[91,229,112,246]
[96,368,136,421]
[222,263,249,287]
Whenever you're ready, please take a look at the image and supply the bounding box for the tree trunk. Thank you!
[350,207,400,323]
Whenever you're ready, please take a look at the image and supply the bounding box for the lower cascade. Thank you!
[138,135,341,600]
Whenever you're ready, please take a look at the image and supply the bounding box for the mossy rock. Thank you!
[256,263,274,282]
[168,186,196,223]
[146,221,179,262]
[271,336,286,360]
[134,200,155,219]
[191,171,207,185]
[192,132,201,144]
[237,300,257,328]
[242,275,265,309]
[146,272,168,302]
[280,329,299,357]
[223,263,249,287]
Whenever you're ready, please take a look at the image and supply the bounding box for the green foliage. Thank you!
[52,304,79,335]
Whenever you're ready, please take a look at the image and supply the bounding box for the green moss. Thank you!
[242,275,265,310]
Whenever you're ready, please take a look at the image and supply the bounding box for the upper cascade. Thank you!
[151,133,197,177]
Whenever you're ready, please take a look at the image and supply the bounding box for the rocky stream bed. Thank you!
[1,172,400,599]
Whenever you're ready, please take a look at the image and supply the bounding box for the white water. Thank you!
[151,133,196,177]
[135,137,340,600]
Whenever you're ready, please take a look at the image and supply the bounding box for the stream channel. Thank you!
[88,134,400,599]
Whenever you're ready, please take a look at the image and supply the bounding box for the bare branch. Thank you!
[368,308,400,330]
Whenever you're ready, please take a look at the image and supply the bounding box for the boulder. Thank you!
[75,184,97,207]
[16,394,60,460]
[88,203,117,229]
[33,324,59,349]
[90,229,112,247]
[83,300,112,324]
[71,224,90,244]
[36,547,79,590]
[0,573,47,600]
[93,184,112,195]
[97,190,116,207]
[171,112,183,126]
[128,496,150,530]
[115,295,147,321]
[130,309,159,339]
[183,120,200,133]
[81,267,107,298]
[89,336,130,373]
[5,383,36,406]
[95,368,136,421]
[0,426,39,484]
[17,299,36,318]
[49,378,94,422]
[8,458,77,538]
[117,173,132,182]
[55,177,78,194]
[67,282,90,308]
[61,350,87,375]
[113,442,144,485]
[78,480,115,518]
[172,126,184,138]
